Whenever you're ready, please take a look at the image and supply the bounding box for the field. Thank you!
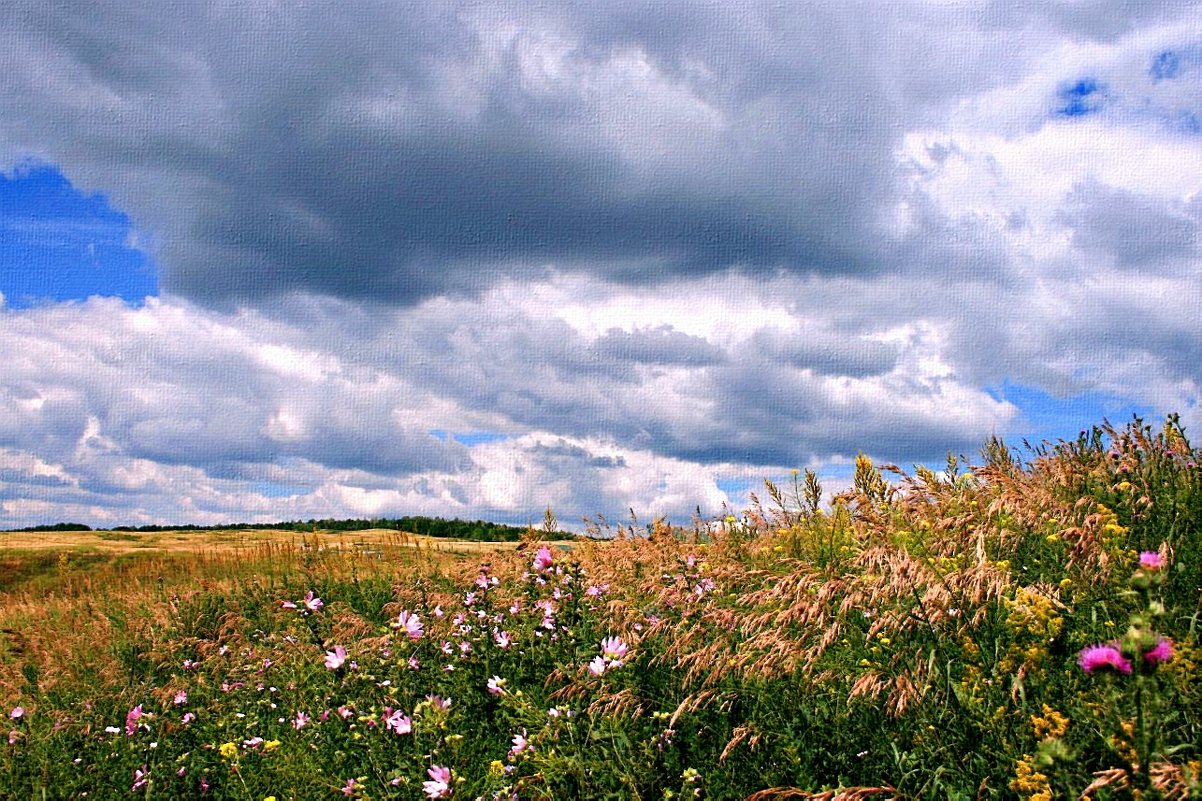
[0,417,1200,799]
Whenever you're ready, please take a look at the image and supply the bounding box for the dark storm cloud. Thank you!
[1,0,908,306]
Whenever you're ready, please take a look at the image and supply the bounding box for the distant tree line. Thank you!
[3,516,574,542]
[7,522,93,532]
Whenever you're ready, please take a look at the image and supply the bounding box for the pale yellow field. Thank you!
[0,527,520,556]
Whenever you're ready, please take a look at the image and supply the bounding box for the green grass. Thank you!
[0,416,1200,799]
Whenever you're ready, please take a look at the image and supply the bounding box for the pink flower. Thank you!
[384,708,412,734]
[601,636,628,661]
[125,704,149,736]
[181,712,196,725]
[1078,644,1133,675]
[173,691,187,706]
[588,655,608,676]
[494,630,512,649]
[303,591,324,613]
[1143,637,1174,665]
[1138,551,1164,571]
[9,707,24,720]
[131,764,150,792]
[426,694,452,711]
[279,599,298,610]
[532,546,554,572]
[341,778,357,796]
[423,765,452,798]
[293,711,309,730]
[487,676,507,695]
[509,730,530,757]
[324,645,347,670]
[395,610,424,640]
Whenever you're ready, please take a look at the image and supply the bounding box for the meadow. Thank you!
[0,417,1199,799]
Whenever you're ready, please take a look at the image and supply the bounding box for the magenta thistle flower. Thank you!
[423,765,453,798]
[1143,637,1174,665]
[1138,551,1164,571]
[324,645,347,670]
[1078,644,1132,675]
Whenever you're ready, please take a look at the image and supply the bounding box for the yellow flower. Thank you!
[219,742,238,759]
[264,740,281,752]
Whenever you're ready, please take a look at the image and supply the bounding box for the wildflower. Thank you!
[302,591,324,613]
[384,708,412,734]
[494,630,512,649]
[181,712,196,725]
[408,656,421,670]
[1078,644,1132,675]
[324,645,347,670]
[423,765,452,798]
[487,676,507,695]
[1138,551,1164,571]
[131,764,150,792]
[532,546,554,572]
[293,711,309,730]
[1143,636,1174,665]
[509,730,531,758]
[588,656,608,676]
[426,694,452,711]
[601,636,628,661]
[264,739,281,751]
[125,704,149,736]
[395,610,424,640]
[219,742,238,759]
[173,691,187,706]
[279,599,297,610]
[433,605,444,618]
[9,707,23,720]
[341,778,357,796]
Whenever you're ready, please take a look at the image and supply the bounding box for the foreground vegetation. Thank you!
[1,417,1200,799]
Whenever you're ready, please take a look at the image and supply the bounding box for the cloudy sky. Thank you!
[1,1,1199,530]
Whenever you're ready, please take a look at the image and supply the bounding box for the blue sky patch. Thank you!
[1151,50,1181,81]
[988,381,1152,446]
[1056,78,1107,117]
[0,163,156,308]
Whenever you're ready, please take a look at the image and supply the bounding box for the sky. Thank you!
[0,1,1199,530]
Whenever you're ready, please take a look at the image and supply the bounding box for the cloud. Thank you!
[1,2,1200,529]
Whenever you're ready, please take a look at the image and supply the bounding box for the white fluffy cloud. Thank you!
[0,2,1199,528]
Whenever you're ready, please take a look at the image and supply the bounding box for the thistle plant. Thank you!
[1076,548,1179,796]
